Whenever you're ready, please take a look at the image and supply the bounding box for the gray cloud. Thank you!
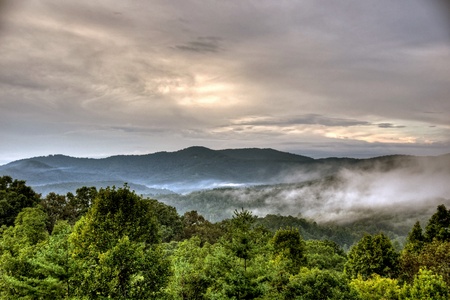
[230,114,370,127]
[377,123,406,129]
[175,37,222,53]
[0,0,449,164]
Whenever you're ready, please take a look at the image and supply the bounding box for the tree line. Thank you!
[0,175,449,299]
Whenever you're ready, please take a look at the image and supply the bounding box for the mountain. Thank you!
[0,147,449,196]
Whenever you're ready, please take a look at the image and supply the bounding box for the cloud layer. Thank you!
[0,0,449,163]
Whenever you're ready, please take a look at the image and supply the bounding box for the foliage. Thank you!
[345,233,400,279]
[424,204,450,242]
[147,199,183,243]
[403,221,424,253]
[401,268,449,300]
[0,207,51,298]
[271,227,305,274]
[0,175,41,227]
[69,185,170,299]
[305,240,347,272]
[165,237,213,299]
[284,268,359,300]
[180,210,224,245]
[350,274,401,300]
[1,178,450,299]
[40,186,97,232]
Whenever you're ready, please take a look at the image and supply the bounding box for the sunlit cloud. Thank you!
[0,0,448,164]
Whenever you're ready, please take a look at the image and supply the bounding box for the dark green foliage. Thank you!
[180,210,224,244]
[305,240,347,271]
[271,227,306,273]
[69,185,170,299]
[424,204,450,242]
[66,186,97,221]
[254,214,357,248]
[345,233,400,279]
[228,209,258,271]
[40,186,97,232]
[1,180,449,300]
[284,268,359,300]
[0,175,41,227]
[405,221,424,252]
[146,199,183,242]
[71,185,160,254]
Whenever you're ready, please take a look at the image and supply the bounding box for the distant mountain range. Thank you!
[0,146,449,195]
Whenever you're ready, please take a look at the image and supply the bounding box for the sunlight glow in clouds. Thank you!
[0,0,449,164]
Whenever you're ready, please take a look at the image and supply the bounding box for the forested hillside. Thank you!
[1,175,450,299]
[1,147,448,196]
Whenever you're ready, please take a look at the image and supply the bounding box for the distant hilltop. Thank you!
[0,146,449,195]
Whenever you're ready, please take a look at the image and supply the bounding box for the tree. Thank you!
[284,268,359,300]
[350,274,401,300]
[30,221,74,298]
[271,227,305,274]
[345,233,400,279]
[417,240,450,285]
[305,240,347,272]
[405,221,424,253]
[424,204,450,242]
[165,237,213,300]
[229,208,257,271]
[0,206,49,298]
[40,187,97,233]
[147,199,183,243]
[180,210,225,245]
[65,186,97,223]
[0,176,41,227]
[401,268,449,300]
[41,192,69,232]
[69,185,170,299]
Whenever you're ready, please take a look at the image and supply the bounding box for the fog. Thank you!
[219,155,450,225]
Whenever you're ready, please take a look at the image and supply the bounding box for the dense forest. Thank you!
[1,175,449,299]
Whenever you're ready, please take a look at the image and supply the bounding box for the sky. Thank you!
[1,0,449,165]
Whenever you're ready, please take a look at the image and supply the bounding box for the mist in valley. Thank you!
[159,154,450,230]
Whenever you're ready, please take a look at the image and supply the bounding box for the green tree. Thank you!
[30,221,74,298]
[65,186,97,223]
[147,199,183,243]
[350,274,401,300]
[401,268,449,300]
[345,233,399,279]
[41,192,69,232]
[180,210,224,245]
[165,237,212,300]
[271,227,305,274]
[305,240,347,272]
[284,268,359,300]
[201,209,272,300]
[69,185,170,299]
[424,204,450,242]
[0,176,41,227]
[229,208,257,271]
[404,221,424,253]
[0,206,49,298]
[417,240,450,285]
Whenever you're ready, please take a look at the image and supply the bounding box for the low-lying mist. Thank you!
[230,155,450,224]
[158,154,450,230]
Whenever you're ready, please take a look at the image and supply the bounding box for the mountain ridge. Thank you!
[1,146,449,195]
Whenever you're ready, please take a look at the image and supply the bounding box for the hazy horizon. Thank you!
[2,145,450,166]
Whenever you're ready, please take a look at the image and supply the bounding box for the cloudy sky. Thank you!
[1,0,449,165]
